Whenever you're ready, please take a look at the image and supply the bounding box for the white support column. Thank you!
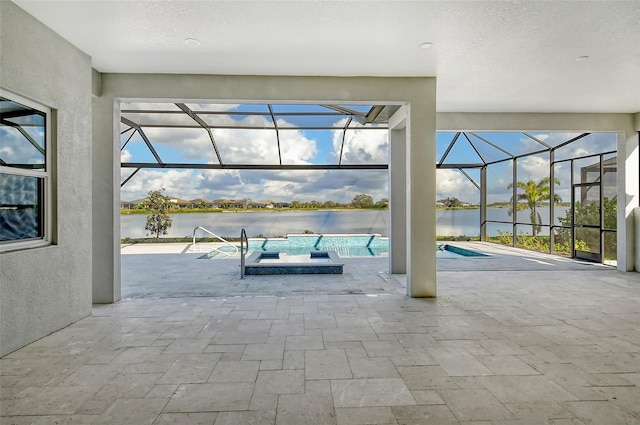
[406,99,437,297]
[617,131,639,271]
[389,108,407,274]
[635,208,640,271]
[92,95,121,303]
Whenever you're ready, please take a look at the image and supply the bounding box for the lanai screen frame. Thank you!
[120,115,619,265]
[436,131,618,264]
[119,101,391,189]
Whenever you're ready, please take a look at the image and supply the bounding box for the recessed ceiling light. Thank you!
[184,38,201,47]
[576,55,589,61]
[419,42,434,49]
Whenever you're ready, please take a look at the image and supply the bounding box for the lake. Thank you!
[121,209,390,239]
[120,207,569,239]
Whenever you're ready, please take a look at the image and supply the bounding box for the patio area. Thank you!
[2,243,640,424]
[119,242,610,299]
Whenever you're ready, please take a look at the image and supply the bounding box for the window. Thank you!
[0,90,51,250]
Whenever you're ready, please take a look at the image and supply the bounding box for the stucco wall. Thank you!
[0,2,92,356]
[635,208,640,272]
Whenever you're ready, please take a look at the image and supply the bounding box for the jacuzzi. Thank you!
[243,251,344,275]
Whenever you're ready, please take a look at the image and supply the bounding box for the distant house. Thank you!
[167,197,190,209]
[126,196,293,209]
[188,198,216,208]
[211,198,230,208]
[259,200,290,209]
[129,198,146,209]
[239,198,263,208]
[214,198,245,209]
[250,200,267,208]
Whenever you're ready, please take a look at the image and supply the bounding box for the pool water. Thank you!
[249,234,388,258]
[199,235,486,259]
[244,250,343,275]
[252,246,387,257]
[437,244,487,258]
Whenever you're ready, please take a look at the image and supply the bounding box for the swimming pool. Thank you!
[199,234,486,259]
[243,251,344,275]
[249,234,389,258]
[437,244,487,258]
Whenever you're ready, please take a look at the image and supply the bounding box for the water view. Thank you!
[122,210,389,239]
[120,207,569,239]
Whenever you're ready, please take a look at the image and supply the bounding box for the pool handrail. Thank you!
[240,228,248,278]
[191,226,238,257]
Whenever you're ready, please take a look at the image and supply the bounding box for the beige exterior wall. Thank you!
[0,2,93,356]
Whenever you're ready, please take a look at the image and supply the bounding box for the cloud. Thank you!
[121,106,619,209]
[436,169,480,202]
[129,113,318,165]
[120,169,199,201]
[193,169,388,204]
[120,149,132,163]
[517,154,551,182]
[142,127,219,163]
[0,127,45,166]
[280,132,317,164]
[119,105,388,203]
[331,120,388,164]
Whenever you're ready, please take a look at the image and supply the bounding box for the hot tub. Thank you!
[243,251,344,275]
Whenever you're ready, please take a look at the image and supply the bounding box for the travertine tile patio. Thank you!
[2,244,640,424]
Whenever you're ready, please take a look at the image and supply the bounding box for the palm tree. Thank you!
[507,177,561,236]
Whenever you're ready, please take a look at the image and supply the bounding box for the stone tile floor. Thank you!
[2,244,640,424]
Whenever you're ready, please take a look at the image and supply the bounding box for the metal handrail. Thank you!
[240,228,248,278]
[191,226,238,257]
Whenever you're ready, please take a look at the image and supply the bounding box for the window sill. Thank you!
[0,239,52,254]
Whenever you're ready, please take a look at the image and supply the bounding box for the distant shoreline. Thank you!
[119,206,486,215]
[120,207,390,215]
[121,203,569,215]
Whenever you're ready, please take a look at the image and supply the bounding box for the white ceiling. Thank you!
[13,0,640,113]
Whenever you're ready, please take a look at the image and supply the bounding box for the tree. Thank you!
[375,198,389,209]
[441,197,461,208]
[351,194,374,209]
[323,200,337,209]
[557,196,617,255]
[507,177,561,236]
[142,189,173,238]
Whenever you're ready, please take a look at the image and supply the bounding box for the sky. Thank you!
[118,103,618,204]
[120,102,390,203]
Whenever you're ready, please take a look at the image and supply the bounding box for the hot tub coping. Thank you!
[244,250,344,275]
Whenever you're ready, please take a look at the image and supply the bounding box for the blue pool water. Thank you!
[437,244,487,258]
[248,234,388,258]
[200,234,487,259]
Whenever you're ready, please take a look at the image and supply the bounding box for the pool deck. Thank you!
[3,242,639,425]
[120,242,613,299]
[121,242,396,299]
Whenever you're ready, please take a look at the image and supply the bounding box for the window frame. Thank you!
[0,89,52,252]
